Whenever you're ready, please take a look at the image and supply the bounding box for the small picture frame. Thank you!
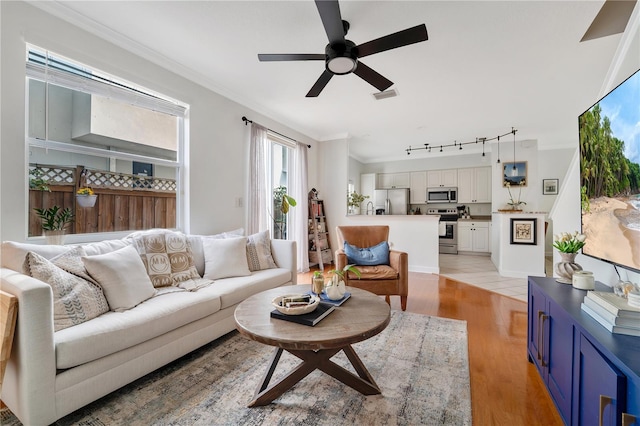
[510,218,537,245]
[503,162,527,187]
[543,178,558,195]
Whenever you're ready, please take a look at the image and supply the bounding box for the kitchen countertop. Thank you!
[458,216,491,222]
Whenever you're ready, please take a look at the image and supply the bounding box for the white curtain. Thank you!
[247,123,269,235]
[290,142,309,272]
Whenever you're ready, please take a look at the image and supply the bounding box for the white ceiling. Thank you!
[35,1,636,163]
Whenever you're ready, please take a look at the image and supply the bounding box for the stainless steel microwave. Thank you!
[426,187,458,204]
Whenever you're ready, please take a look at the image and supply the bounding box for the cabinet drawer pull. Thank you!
[537,310,544,361]
[599,395,613,426]
[622,413,637,426]
[539,314,548,367]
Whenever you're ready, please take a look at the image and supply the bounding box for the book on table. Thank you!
[314,291,351,307]
[270,303,335,326]
[582,297,640,328]
[581,303,640,336]
[585,291,640,318]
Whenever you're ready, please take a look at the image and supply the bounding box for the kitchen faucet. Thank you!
[366,201,374,215]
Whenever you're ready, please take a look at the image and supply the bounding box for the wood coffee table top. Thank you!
[234,285,390,351]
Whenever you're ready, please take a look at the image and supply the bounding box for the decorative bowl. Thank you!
[272,294,319,315]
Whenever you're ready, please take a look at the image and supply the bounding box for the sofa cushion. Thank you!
[54,289,223,369]
[210,267,292,309]
[202,237,251,280]
[82,239,130,256]
[1,241,69,273]
[246,230,277,271]
[26,251,109,331]
[127,229,200,287]
[82,245,157,312]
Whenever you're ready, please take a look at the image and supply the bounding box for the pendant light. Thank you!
[496,136,501,164]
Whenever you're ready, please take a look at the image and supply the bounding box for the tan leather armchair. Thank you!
[335,226,408,310]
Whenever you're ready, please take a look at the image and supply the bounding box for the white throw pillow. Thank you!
[246,230,277,271]
[202,237,251,280]
[82,245,156,312]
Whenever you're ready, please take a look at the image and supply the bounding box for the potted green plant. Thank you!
[325,264,361,300]
[347,192,368,215]
[76,187,97,208]
[312,271,324,294]
[33,205,74,244]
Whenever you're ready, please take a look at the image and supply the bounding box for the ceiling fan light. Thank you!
[327,56,357,74]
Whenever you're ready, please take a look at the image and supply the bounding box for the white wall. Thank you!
[0,1,318,244]
[550,18,640,287]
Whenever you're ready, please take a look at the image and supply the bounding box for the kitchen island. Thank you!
[343,214,440,273]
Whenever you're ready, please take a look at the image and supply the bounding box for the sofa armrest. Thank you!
[0,268,57,426]
[270,239,297,285]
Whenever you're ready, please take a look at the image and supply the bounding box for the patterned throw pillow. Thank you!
[51,246,101,286]
[27,251,110,331]
[246,230,277,272]
[127,230,200,287]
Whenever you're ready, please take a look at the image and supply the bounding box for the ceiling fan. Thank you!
[257,0,428,97]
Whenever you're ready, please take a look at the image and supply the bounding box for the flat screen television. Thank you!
[579,68,640,273]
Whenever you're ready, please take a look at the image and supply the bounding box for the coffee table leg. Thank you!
[248,348,316,407]
[342,344,380,390]
[255,348,284,395]
[288,346,381,395]
[249,345,380,407]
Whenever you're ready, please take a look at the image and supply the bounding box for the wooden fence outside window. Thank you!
[29,165,177,237]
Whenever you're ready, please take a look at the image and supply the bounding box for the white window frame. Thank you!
[25,45,189,243]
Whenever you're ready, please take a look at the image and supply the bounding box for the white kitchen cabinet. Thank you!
[409,171,427,204]
[360,173,376,214]
[457,167,492,203]
[458,221,490,253]
[377,172,410,189]
[427,169,457,187]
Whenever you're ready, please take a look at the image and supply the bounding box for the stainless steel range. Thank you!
[427,208,458,254]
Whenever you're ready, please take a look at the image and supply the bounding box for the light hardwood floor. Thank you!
[297,269,563,425]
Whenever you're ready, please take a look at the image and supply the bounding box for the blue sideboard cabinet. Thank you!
[528,276,640,426]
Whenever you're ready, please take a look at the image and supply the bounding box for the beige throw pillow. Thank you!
[127,229,200,287]
[202,237,251,280]
[246,230,277,271]
[27,251,110,331]
[82,245,156,312]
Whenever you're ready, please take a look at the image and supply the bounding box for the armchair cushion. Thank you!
[344,241,390,266]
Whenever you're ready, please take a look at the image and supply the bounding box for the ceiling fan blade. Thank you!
[315,0,346,45]
[306,70,334,97]
[357,24,428,58]
[258,53,325,61]
[353,62,393,92]
[581,0,637,42]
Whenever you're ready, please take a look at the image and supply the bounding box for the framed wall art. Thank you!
[510,218,537,245]
[543,178,558,195]
[503,161,527,187]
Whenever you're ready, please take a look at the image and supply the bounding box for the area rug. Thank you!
[0,311,471,426]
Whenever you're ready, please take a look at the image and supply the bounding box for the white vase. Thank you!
[555,252,582,284]
[44,230,65,245]
[325,276,346,300]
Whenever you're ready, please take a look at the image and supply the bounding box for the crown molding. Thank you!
[24,0,322,142]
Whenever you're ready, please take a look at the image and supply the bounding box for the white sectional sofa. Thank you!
[0,230,297,425]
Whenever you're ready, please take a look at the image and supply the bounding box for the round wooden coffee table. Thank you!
[234,285,390,407]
